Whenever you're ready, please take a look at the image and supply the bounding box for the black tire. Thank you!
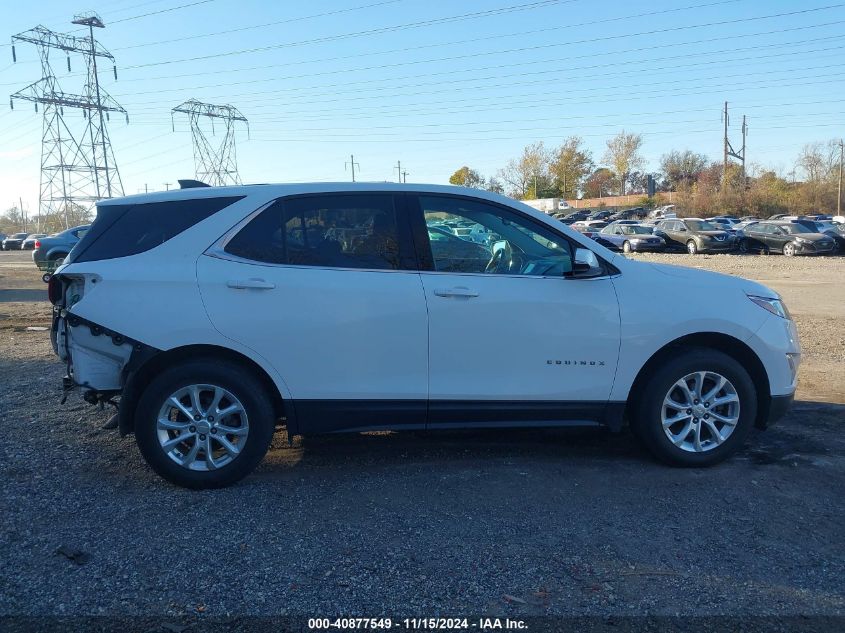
[738,239,749,254]
[134,359,275,489]
[622,240,632,254]
[630,348,757,467]
[686,240,698,255]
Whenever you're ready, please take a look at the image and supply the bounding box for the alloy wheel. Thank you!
[784,242,795,256]
[156,384,249,471]
[687,240,698,255]
[661,371,740,453]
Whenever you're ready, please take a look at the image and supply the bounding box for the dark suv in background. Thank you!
[738,221,836,256]
[654,218,735,254]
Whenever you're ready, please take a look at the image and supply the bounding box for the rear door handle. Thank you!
[226,278,276,290]
[434,287,479,298]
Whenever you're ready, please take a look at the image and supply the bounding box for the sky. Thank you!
[0,0,843,215]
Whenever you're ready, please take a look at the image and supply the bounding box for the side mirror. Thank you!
[572,248,603,278]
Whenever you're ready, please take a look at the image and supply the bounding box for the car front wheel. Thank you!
[686,240,698,255]
[134,359,276,489]
[630,348,756,466]
[783,242,796,256]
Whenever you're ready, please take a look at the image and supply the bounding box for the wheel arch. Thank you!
[626,332,772,429]
[118,343,290,436]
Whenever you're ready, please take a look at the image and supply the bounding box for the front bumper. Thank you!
[758,392,795,429]
[795,241,836,255]
[699,240,736,253]
[630,241,666,252]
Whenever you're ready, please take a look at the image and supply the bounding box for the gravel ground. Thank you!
[1,250,844,627]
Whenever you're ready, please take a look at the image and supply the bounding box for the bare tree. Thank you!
[660,150,708,189]
[497,141,553,199]
[603,131,645,195]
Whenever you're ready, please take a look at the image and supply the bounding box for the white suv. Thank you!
[50,182,800,488]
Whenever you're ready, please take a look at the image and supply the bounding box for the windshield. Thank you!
[686,220,720,231]
[620,225,652,235]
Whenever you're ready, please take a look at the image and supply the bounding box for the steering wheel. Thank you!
[485,246,508,273]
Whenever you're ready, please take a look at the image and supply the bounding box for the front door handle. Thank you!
[226,278,276,290]
[434,287,479,298]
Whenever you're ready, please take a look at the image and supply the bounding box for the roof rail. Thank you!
[178,179,211,189]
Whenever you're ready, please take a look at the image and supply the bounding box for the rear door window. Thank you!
[224,193,413,271]
[70,196,243,263]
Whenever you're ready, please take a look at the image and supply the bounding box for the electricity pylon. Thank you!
[172,100,248,187]
[10,13,126,228]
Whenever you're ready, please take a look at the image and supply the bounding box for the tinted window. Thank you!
[686,220,719,231]
[781,223,812,235]
[71,197,243,263]
[418,195,573,276]
[225,194,403,270]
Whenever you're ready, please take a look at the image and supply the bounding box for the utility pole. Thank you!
[345,154,359,182]
[172,100,248,186]
[163,182,172,191]
[838,139,843,216]
[20,197,26,231]
[401,170,409,183]
[722,102,747,188]
[395,160,402,183]
[10,12,127,229]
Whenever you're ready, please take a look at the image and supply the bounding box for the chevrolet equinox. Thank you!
[49,182,799,488]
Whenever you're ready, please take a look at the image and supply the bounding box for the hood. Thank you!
[641,261,777,298]
[790,232,832,241]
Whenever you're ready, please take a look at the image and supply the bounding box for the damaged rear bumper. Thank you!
[53,308,144,392]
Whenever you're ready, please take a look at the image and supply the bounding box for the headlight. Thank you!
[748,295,791,320]
[794,237,809,244]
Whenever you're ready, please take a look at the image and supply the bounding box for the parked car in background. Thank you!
[738,221,836,256]
[739,216,760,222]
[709,217,740,233]
[21,233,48,250]
[572,220,608,231]
[769,214,790,220]
[811,221,845,253]
[647,205,676,220]
[559,211,589,224]
[654,218,735,254]
[599,223,666,253]
[2,232,30,250]
[32,225,90,270]
[587,210,613,221]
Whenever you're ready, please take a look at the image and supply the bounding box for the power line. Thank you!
[114,0,403,50]
[113,38,845,104]
[110,0,220,24]
[117,3,845,71]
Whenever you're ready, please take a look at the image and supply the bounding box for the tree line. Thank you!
[449,132,844,217]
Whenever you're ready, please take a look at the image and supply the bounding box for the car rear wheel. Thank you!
[622,240,633,253]
[630,348,756,467]
[48,253,67,266]
[135,359,275,489]
[686,240,698,255]
[783,242,796,257]
[738,239,749,254]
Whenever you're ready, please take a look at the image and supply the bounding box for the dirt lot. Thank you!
[1,249,844,627]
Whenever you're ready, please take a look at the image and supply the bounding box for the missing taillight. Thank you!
[48,276,63,305]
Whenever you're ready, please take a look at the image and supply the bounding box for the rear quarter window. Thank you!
[70,196,244,263]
